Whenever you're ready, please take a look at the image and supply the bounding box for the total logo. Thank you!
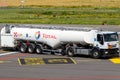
[35,31,56,40]
[35,31,41,40]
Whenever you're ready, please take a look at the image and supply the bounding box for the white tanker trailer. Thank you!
[1,25,119,58]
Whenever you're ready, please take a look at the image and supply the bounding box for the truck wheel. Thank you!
[35,46,42,54]
[92,50,100,59]
[67,47,74,57]
[19,43,27,53]
[28,44,35,53]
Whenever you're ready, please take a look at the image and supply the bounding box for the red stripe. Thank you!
[0,53,29,60]
[0,76,120,80]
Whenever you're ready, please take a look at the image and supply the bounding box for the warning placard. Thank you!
[18,58,76,65]
[43,58,76,64]
[18,58,45,65]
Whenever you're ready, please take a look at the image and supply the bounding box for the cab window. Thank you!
[97,34,104,45]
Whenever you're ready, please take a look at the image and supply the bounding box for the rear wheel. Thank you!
[67,47,74,57]
[35,45,43,54]
[19,43,27,53]
[28,44,35,53]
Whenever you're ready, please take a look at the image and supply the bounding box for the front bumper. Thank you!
[100,48,119,57]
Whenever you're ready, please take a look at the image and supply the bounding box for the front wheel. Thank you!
[91,50,101,59]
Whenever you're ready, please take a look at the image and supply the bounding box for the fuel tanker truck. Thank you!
[1,25,119,58]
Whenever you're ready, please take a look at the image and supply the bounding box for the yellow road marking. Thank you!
[110,58,120,64]
[18,58,76,65]
[18,58,22,65]
[0,61,4,63]
[70,58,77,64]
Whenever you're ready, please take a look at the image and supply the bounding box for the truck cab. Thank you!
[93,31,119,58]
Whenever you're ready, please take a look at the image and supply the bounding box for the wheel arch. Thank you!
[90,47,101,59]
[91,47,100,53]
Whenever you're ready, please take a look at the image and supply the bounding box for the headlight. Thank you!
[105,51,108,54]
[117,50,119,53]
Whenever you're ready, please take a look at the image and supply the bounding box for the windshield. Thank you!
[104,33,118,42]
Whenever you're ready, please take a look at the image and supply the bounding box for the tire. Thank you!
[28,44,35,53]
[67,47,74,57]
[35,45,42,54]
[19,43,27,53]
[92,50,100,59]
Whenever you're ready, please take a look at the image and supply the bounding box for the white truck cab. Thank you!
[93,31,119,58]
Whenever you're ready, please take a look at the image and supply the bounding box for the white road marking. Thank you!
[0,52,19,56]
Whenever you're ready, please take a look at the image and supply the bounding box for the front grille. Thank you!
[100,48,119,54]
